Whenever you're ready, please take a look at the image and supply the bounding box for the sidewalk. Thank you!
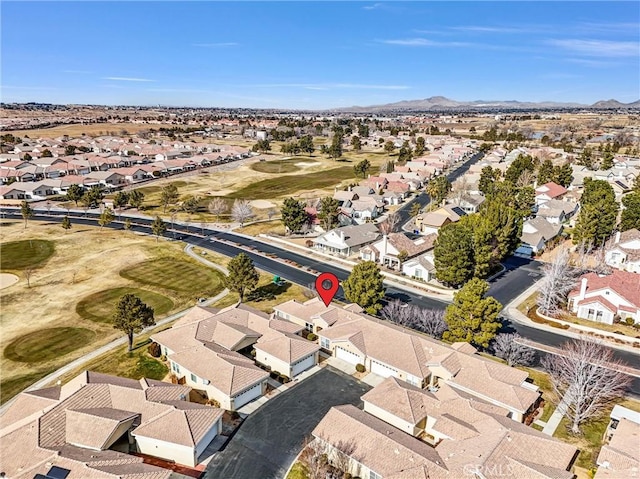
[506,283,640,355]
[542,394,569,436]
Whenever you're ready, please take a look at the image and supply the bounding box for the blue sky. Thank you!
[2,1,639,109]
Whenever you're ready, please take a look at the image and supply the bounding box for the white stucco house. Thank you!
[567,270,640,325]
[606,229,640,273]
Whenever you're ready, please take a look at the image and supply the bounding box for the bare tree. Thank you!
[24,268,34,288]
[378,212,400,235]
[231,199,254,227]
[381,301,448,339]
[329,439,358,477]
[413,307,448,339]
[208,198,228,222]
[299,436,330,479]
[491,333,536,366]
[537,246,577,316]
[542,338,632,434]
[516,169,535,188]
[451,175,471,204]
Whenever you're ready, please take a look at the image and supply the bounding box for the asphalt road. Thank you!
[203,367,371,479]
[5,211,640,393]
[395,151,485,227]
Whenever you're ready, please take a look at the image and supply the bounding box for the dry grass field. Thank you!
[5,122,176,139]
[0,220,224,403]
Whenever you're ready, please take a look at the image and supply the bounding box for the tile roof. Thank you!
[362,377,438,424]
[132,404,223,447]
[313,405,449,479]
[255,334,320,364]
[535,181,568,199]
[568,270,640,308]
[65,408,139,450]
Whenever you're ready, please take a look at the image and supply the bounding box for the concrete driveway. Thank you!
[203,366,371,479]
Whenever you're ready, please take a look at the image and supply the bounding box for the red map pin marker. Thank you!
[315,272,339,307]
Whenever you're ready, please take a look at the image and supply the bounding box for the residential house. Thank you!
[568,270,640,324]
[447,193,485,214]
[313,223,381,257]
[536,199,579,225]
[112,166,150,183]
[594,405,640,479]
[360,233,437,270]
[606,229,640,273]
[535,181,568,205]
[343,196,385,224]
[0,370,223,473]
[414,205,466,235]
[519,217,563,255]
[402,254,437,282]
[152,304,317,407]
[313,378,575,479]
[273,297,364,334]
[86,171,126,188]
[318,312,541,422]
[0,185,27,200]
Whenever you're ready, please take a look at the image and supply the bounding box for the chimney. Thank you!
[382,234,388,255]
[339,231,345,241]
[579,277,588,300]
[615,231,621,244]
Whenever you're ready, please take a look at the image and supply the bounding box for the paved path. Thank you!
[0,246,230,416]
[542,394,570,436]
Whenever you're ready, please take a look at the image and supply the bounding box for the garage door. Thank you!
[232,382,263,409]
[370,359,398,378]
[292,354,316,377]
[335,346,361,365]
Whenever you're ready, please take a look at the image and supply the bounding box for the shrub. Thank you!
[160,354,167,361]
[147,342,162,358]
[356,363,366,373]
[307,332,318,341]
[625,317,635,326]
[280,374,291,383]
[250,349,256,357]
[206,398,220,407]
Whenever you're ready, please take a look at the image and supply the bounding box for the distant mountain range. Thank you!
[337,96,640,112]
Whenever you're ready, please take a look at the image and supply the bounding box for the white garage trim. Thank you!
[335,346,361,365]
[231,381,263,409]
[291,354,315,377]
[370,359,398,378]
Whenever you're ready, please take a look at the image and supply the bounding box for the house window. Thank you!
[414,269,422,278]
[172,362,180,374]
[191,373,197,383]
[305,322,314,332]
[587,309,595,320]
[596,311,604,322]
[320,337,330,349]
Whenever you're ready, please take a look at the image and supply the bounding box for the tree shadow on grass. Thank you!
[247,282,292,302]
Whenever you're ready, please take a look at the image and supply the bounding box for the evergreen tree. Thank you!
[353,159,371,178]
[504,154,535,184]
[397,141,413,165]
[620,192,640,231]
[478,166,500,196]
[350,135,362,151]
[318,196,340,230]
[61,215,72,233]
[151,215,167,242]
[426,176,452,206]
[328,133,343,159]
[81,185,104,208]
[181,195,201,214]
[281,197,308,234]
[113,191,129,212]
[160,183,179,213]
[113,294,155,351]
[537,159,555,185]
[298,135,315,155]
[225,252,259,302]
[20,200,33,229]
[66,184,84,206]
[573,179,619,248]
[443,278,502,348]
[600,152,614,170]
[553,163,573,188]
[384,140,395,154]
[414,136,426,157]
[129,189,145,209]
[342,261,385,314]
[434,221,475,287]
[98,207,115,229]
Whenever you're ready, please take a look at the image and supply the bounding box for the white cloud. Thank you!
[62,70,92,74]
[103,77,155,82]
[449,26,522,34]
[548,39,639,57]
[192,42,239,47]
[565,58,618,68]
[362,3,383,10]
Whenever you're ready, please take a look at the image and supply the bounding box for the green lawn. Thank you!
[227,166,355,199]
[286,462,309,479]
[120,259,225,296]
[251,159,301,174]
[4,327,96,363]
[76,287,174,323]
[0,368,57,404]
[0,239,55,270]
[554,415,610,469]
